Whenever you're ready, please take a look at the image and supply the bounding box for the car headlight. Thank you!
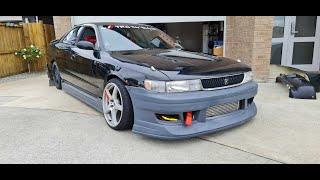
[144,79,202,93]
[144,80,166,92]
[243,71,253,84]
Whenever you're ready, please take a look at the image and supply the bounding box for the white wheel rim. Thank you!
[103,83,123,127]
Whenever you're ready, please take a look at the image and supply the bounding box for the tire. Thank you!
[52,63,62,90]
[102,78,134,130]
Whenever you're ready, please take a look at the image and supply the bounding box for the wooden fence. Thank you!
[0,22,56,78]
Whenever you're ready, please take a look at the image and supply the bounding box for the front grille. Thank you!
[201,74,244,89]
[206,102,239,118]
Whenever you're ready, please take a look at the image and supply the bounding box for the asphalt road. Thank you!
[0,74,319,163]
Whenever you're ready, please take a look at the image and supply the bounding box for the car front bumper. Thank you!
[126,81,258,140]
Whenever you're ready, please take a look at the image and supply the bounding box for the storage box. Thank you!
[213,47,224,56]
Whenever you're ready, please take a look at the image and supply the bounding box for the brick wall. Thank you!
[225,16,274,82]
[52,16,72,39]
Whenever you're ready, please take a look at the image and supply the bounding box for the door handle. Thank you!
[71,54,77,60]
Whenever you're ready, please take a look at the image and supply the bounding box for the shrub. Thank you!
[15,45,43,73]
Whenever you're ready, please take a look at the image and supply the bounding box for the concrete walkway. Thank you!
[0,75,319,163]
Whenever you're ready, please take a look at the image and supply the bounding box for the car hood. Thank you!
[110,49,251,79]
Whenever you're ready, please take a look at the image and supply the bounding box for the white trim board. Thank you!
[71,16,226,25]
[0,16,23,22]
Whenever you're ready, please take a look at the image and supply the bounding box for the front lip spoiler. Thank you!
[132,103,257,140]
[127,81,258,140]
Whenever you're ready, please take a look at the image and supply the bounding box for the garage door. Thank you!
[71,16,226,25]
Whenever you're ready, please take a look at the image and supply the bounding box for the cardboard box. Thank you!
[213,47,223,56]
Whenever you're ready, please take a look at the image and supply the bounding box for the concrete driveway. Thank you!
[0,74,319,164]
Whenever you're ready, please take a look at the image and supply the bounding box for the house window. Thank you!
[272,16,285,38]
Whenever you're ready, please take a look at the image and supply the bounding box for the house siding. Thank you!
[53,16,72,39]
[225,16,274,82]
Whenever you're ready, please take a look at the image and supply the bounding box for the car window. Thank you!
[99,25,179,51]
[78,27,97,46]
[150,37,167,48]
[115,26,175,49]
[62,27,80,45]
[100,27,142,51]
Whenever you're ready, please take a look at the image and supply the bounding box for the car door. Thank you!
[68,26,101,97]
[55,26,81,84]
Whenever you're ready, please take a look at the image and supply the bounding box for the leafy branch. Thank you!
[15,45,43,73]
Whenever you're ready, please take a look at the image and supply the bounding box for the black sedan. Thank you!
[47,23,258,139]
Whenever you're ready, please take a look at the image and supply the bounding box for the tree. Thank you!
[15,45,43,73]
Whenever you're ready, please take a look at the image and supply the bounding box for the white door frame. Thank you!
[273,16,320,71]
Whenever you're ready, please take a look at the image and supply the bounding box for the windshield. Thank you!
[99,25,177,51]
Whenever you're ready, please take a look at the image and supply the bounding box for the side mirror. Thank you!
[76,41,95,50]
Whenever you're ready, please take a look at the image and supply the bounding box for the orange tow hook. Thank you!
[185,112,193,126]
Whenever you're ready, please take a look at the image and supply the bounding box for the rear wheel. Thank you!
[102,78,134,130]
[52,63,62,90]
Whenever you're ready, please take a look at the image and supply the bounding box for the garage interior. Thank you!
[149,21,224,56]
